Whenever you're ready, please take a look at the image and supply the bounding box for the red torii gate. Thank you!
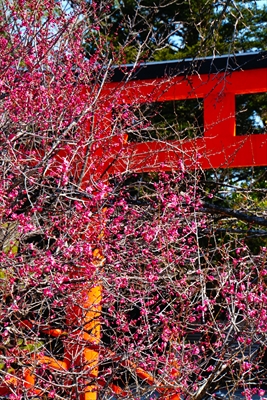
[96,51,267,179]
[2,52,267,399]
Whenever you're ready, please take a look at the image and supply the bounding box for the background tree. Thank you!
[81,0,267,61]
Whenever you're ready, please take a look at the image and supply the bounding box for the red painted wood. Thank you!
[97,67,267,175]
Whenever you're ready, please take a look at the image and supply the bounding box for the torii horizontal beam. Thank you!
[92,51,267,177]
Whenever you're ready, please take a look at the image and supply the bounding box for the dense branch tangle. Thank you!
[0,0,267,398]
[9,51,266,399]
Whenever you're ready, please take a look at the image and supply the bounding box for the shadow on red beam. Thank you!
[103,134,267,175]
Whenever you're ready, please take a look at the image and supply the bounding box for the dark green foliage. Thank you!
[127,99,204,142]
[82,1,267,62]
[203,167,267,253]
[236,92,267,135]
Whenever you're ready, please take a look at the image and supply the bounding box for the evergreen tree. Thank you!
[81,0,267,62]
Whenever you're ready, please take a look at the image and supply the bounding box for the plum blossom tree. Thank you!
[0,1,267,400]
